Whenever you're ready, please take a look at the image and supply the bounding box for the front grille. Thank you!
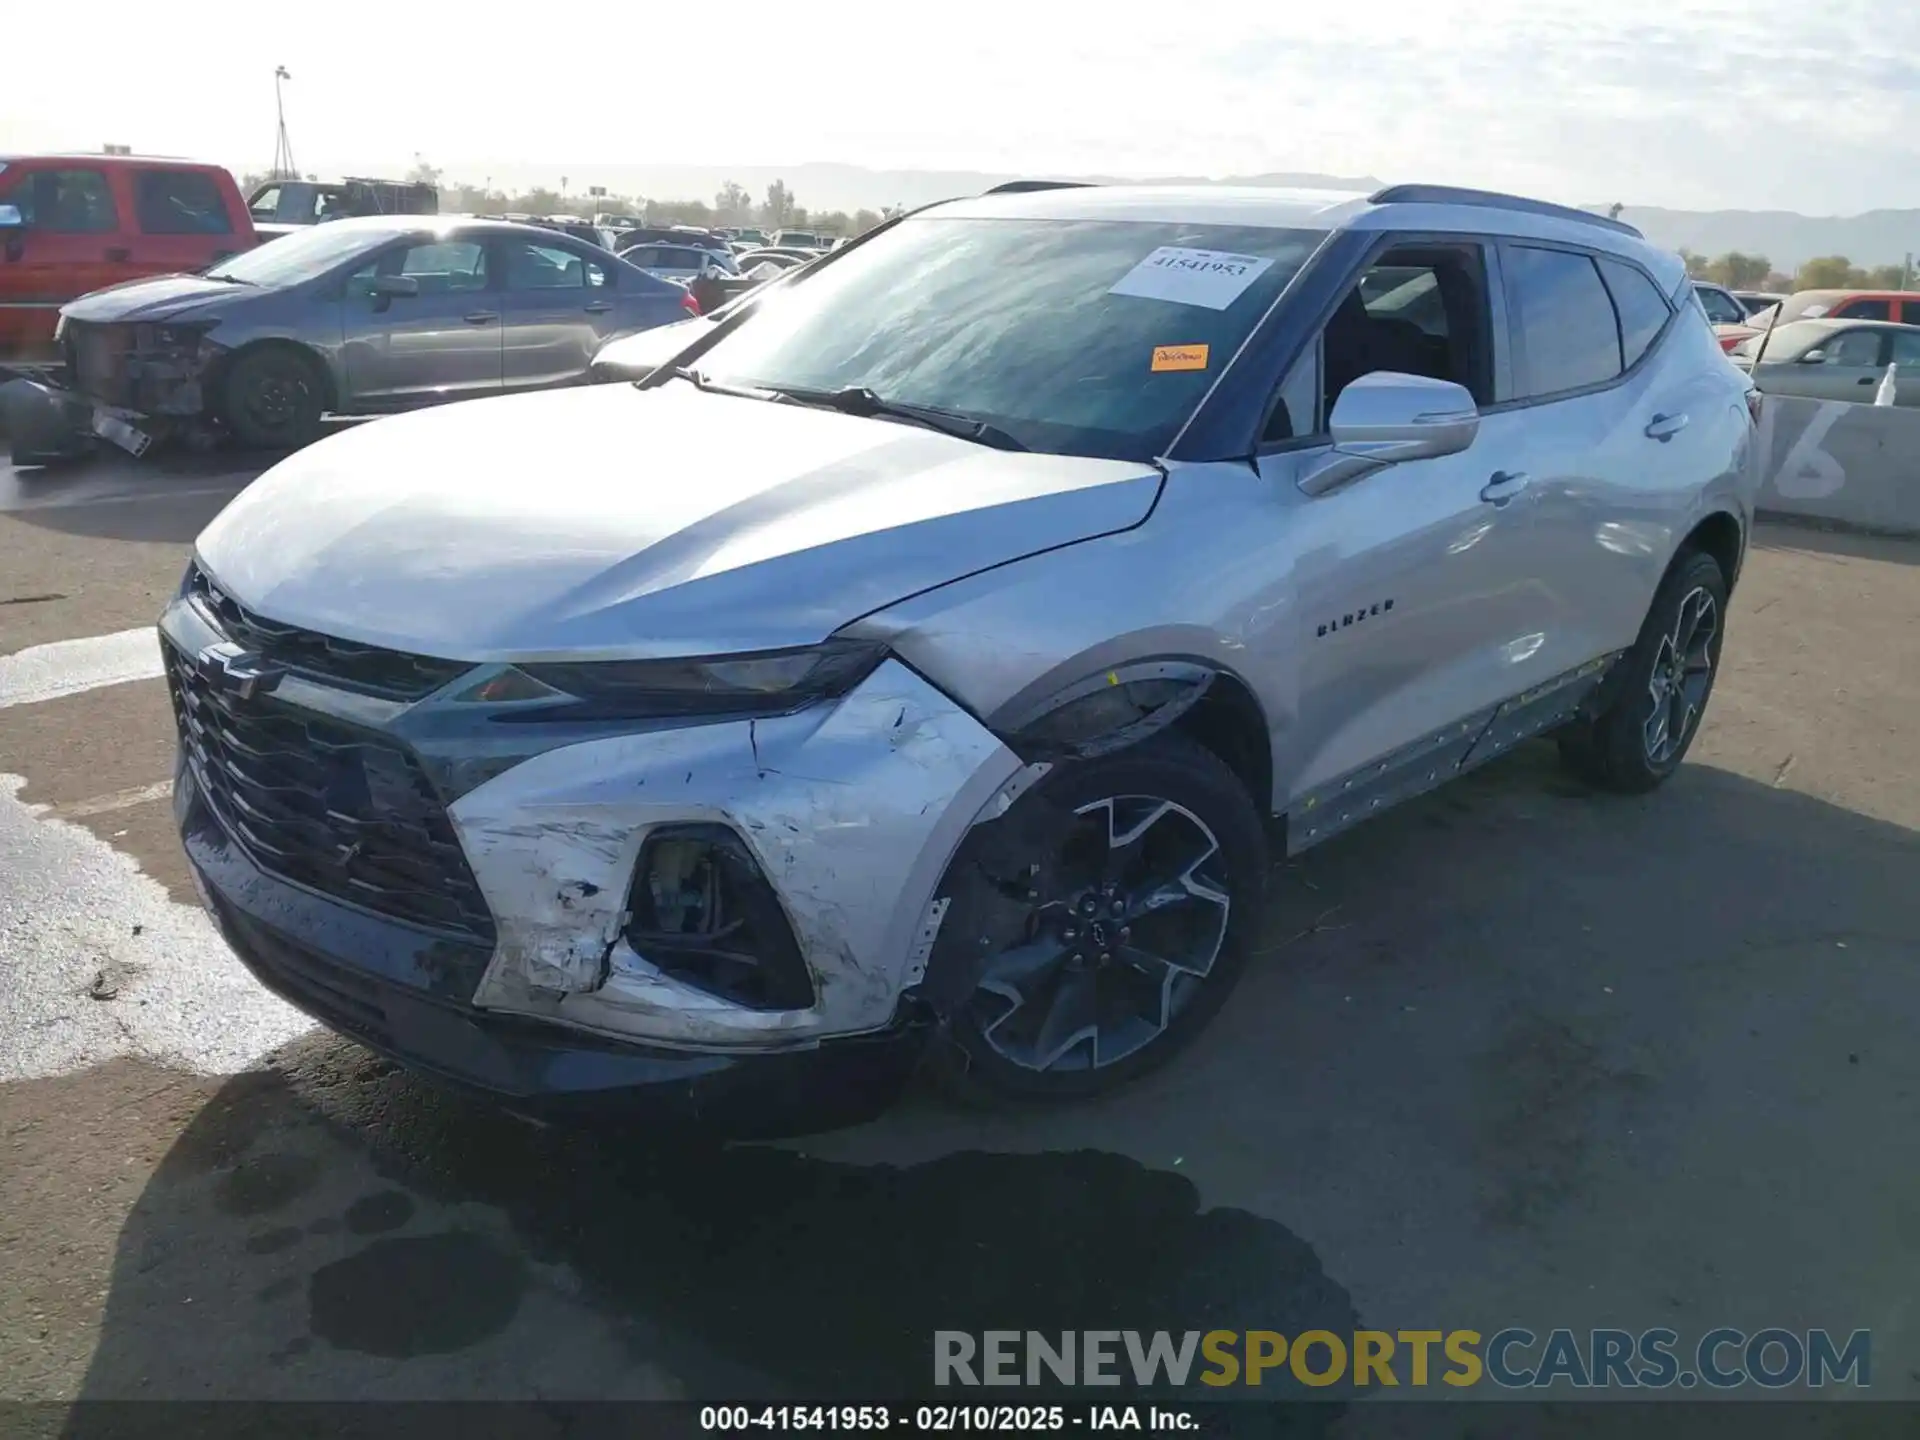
[166,639,497,942]
[187,564,472,702]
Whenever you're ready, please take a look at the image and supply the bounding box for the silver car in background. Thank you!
[57,216,694,447]
[1732,318,1920,406]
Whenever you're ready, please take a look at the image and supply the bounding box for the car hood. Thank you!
[195,383,1163,661]
[61,274,245,323]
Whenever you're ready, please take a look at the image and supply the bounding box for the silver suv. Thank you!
[164,182,1757,1128]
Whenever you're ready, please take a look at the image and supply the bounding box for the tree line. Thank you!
[1679,249,1915,294]
[239,164,895,240]
[412,162,891,238]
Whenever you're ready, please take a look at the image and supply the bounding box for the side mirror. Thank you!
[1797,349,1826,364]
[371,273,419,299]
[1300,372,1480,496]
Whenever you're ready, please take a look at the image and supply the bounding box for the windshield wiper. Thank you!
[763,384,1029,451]
[200,272,253,284]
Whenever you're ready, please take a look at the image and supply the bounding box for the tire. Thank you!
[221,346,327,450]
[1557,548,1729,793]
[925,733,1269,1105]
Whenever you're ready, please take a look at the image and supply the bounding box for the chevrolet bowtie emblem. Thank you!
[196,641,283,700]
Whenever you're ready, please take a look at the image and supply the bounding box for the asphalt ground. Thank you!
[1,441,1915,1426]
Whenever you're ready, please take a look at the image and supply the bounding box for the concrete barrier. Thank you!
[1755,393,1920,537]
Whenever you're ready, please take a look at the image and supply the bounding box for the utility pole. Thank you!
[270,66,297,180]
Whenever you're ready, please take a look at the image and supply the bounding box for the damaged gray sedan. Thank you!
[163,183,1756,1130]
[59,216,693,449]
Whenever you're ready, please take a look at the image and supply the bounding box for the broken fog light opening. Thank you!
[623,824,815,1012]
[517,640,885,720]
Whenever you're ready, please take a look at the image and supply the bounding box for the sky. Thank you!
[6,0,1919,216]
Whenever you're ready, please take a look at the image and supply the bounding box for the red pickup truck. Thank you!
[0,154,259,364]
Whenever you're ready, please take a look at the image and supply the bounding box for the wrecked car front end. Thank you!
[62,316,216,418]
[159,556,1043,1132]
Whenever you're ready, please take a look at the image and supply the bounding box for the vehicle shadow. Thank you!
[55,744,1920,1420]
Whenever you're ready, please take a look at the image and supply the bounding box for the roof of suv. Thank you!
[935,183,1685,288]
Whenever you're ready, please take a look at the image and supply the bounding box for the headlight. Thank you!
[139,321,218,352]
[463,640,887,720]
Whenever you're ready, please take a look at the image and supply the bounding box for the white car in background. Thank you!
[622,242,742,286]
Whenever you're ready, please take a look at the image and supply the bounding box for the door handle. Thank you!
[1480,470,1531,505]
[1645,411,1690,441]
[104,247,130,263]
[1856,376,1876,386]
[584,301,612,314]
[463,310,499,325]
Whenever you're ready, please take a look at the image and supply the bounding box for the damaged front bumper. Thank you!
[63,319,214,418]
[180,760,926,1132]
[163,580,1030,1123]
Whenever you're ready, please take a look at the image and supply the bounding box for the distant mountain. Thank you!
[1586,205,1920,271]
[417,158,1385,216]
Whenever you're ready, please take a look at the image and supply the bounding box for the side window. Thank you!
[1695,287,1745,325]
[1262,342,1321,443]
[1266,243,1492,444]
[1598,258,1674,369]
[9,169,117,232]
[1506,245,1622,398]
[402,240,489,292]
[350,240,489,298]
[1890,330,1920,368]
[1820,330,1885,367]
[134,170,233,235]
[1833,299,1891,321]
[503,241,586,290]
[249,187,281,222]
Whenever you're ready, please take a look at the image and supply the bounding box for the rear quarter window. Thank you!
[1832,298,1892,321]
[1598,258,1674,368]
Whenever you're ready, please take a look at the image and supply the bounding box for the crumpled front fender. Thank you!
[454,659,1025,1050]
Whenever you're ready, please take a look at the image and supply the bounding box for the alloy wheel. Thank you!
[1643,586,1719,765]
[967,795,1231,1073]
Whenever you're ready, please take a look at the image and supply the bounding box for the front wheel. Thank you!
[1558,548,1729,793]
[222,346,327,450]
[925,734,1269,1104]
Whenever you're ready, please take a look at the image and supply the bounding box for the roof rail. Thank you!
[1367,184,1643,238]
[982,180,1098,195]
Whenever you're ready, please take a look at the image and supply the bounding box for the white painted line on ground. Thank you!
[0,773,313,1082]
[48,779,175,819]
[0,627,163,708]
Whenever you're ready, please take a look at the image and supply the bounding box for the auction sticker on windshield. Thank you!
[1151,344,1210,372]
[1109,247,1275,310]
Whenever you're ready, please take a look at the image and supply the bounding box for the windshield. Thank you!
[207,224,386,285]
[695,215,1320,461]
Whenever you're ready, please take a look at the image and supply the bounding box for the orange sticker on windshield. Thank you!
[1151,344,1210,372]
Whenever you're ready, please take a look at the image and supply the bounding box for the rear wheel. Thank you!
[222,346,327,450]
[1558,549,1728,793]
[926,735,1268,1104]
